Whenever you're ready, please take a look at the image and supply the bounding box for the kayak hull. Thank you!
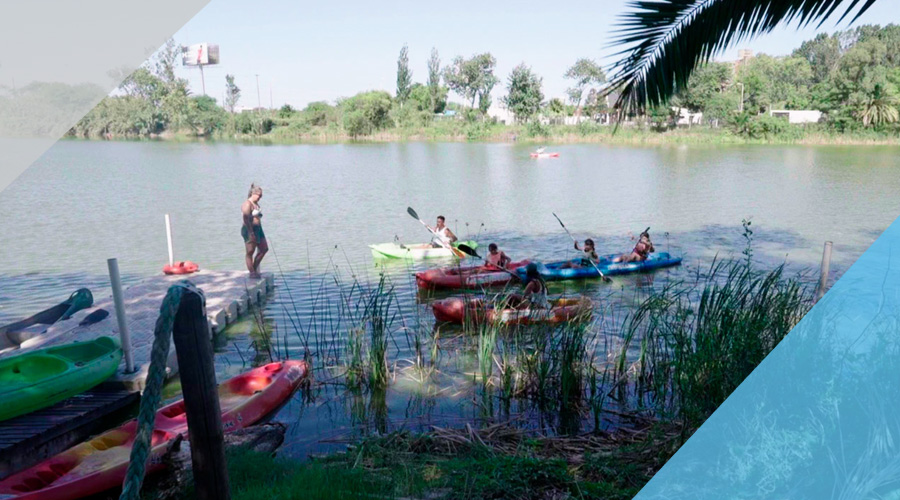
[370,240,477,260]
[433,296,592,325]
[0,289,94,351]
[415,260,530,290]
[0,336,121,422]
[0,360,309,500]
[520,252,682,281]
[530,152,559,158]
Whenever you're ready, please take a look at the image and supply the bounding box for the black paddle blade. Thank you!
[79,309,110,326]
[456,244,480,259]
[407,207,419,220]
[552,212,564,227]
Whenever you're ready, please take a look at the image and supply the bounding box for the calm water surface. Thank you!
[1,140,898,458]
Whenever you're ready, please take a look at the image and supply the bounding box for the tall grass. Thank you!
[617,259,811,427]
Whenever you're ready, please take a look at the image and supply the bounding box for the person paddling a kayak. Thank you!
[561,238,600,269]
[241,183,267,278]
[522,263,550,309]
[614,230,655,263]
[428,215,458,248]
[485,243,513,269]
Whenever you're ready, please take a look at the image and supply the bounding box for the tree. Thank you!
[794,33,843,84]
[443,53,498,113]
[340,90,393,137]
[607,0,880,111]
[302,101,336,127]
[427,48,445,113]
[225,75,241,113]
[564,59,606,112]
[396,44,412,106]
[278,104,295,118]
[503,63,544,122]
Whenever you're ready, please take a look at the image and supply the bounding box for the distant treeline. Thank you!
[59,25,900,141]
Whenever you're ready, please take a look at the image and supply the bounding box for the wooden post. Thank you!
[165,214,174,267]
[107,258,135,373]
[816,241,833,302]
[171,288,230,500]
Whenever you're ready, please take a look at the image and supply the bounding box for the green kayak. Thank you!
[370,240,478,260]
[0,336,122,422]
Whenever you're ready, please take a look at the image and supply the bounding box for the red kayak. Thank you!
[416,260,530,290]
[0,361,308,500]
[530,152,559,158]
[433,296,592,325]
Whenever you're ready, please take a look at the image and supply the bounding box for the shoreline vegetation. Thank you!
[77,122,900,146]
[58,24,900,149]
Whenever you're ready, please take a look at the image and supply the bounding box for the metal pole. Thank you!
[816,241,833,302]
[739,83,744,113]
[255,74,261,109]
[199,65,206,96]
[107,258,135,373]
[165,214,174,266]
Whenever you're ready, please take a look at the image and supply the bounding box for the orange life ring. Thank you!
[163,261,200,275]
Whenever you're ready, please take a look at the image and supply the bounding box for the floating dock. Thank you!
[0,270,274,479]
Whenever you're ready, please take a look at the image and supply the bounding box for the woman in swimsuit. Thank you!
[241,184,267,278]
[615,231,654,263]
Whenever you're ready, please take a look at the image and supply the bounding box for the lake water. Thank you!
[2,140,899,458]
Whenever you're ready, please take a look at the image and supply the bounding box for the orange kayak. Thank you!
[433,296,592,325]
[0,360,308,500]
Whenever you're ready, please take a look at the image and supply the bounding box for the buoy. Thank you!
[163,261,200,275]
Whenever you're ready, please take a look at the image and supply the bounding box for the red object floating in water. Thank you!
[163,261,199,275]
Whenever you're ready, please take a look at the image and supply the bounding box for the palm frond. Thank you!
[606,0,878,114]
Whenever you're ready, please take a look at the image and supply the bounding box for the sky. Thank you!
[170,0,900,109]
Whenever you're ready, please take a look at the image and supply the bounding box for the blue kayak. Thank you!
[519,252,683,281]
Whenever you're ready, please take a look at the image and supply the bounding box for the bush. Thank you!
[730,112,803,140]
[340,90,393,137]
[525,120,550,137]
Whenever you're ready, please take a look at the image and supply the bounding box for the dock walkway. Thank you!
[0,270,275,479]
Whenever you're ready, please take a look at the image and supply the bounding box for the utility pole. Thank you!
[269,86,273,109]
[255,74,261,109]
[738,82,744,113]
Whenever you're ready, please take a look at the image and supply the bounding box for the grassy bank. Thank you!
[182,423,673,500]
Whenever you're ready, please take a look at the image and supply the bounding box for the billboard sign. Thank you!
[182,43,220,66]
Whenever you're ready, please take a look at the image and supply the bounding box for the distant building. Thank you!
[769,110,823,124]
[674,107,703,126]
[487,101,515,124]
[733,49,754,74]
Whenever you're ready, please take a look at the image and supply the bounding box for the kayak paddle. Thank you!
[407,206,466,258]
[456,244,522,282]
[552,212,612,283]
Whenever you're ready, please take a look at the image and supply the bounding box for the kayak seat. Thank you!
[47,337,117,364]
[0,355,68,383]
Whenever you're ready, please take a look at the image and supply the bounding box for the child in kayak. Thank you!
[562,238,600,269]
[615,230,655,263]
[506,263,550,310]
[485,243,512,269]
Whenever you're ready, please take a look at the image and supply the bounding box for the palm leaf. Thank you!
[606,0,879,114]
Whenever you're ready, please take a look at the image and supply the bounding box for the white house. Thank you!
[769,110,822,124]
[487,102,515,124]
[674,107,703,126]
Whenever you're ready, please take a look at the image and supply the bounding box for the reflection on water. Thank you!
[1,141,898,458]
